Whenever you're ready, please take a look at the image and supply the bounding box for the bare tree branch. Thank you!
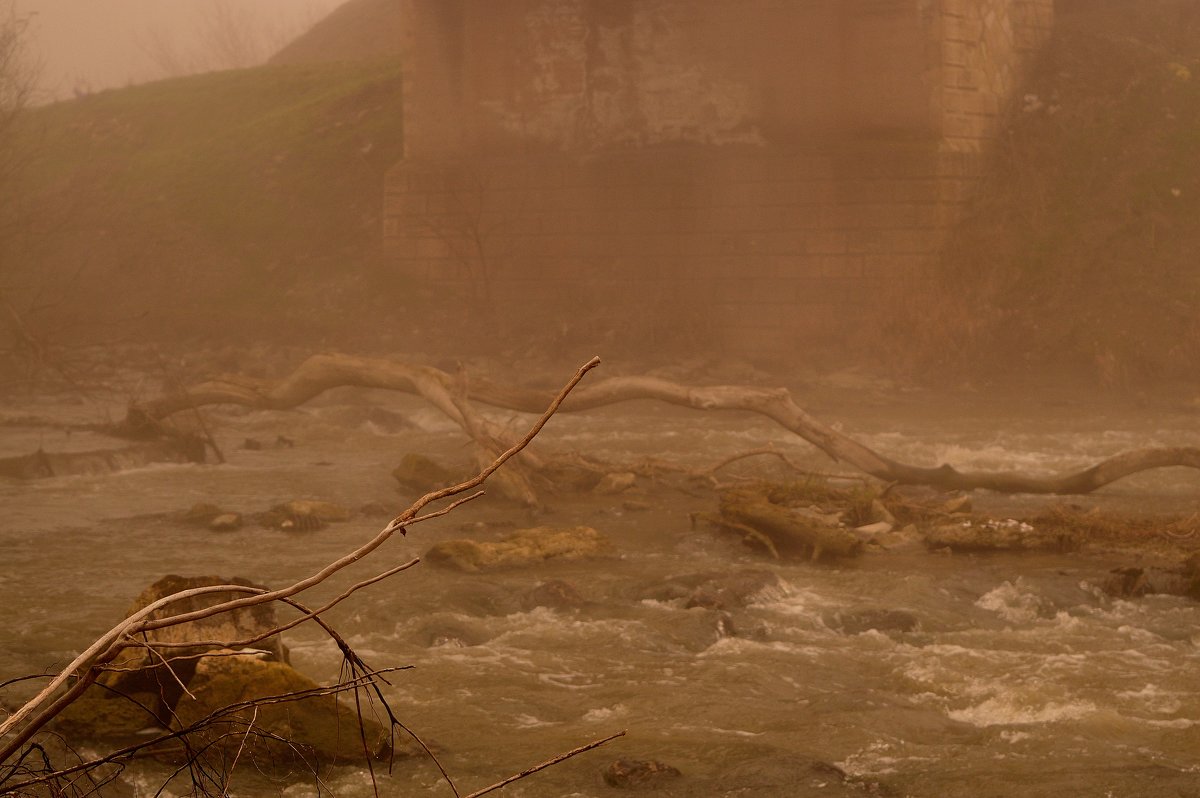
[129,354,1200,495]
[1,357,606,793]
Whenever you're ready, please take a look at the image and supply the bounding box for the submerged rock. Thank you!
[1101,556,1200,601]
[414,617,493,647]
[392,453,462,493]
[595,472,637,495]
[828,608,920,635]
[208,512,243,531]
[522,579,589,611]
[640,569,788,611]
[603,758,682,789]
[181,502,225,525]
[257,499,352,530]
[424,526,613,572]
[1102,567,1154,599]
[716,754,867,795]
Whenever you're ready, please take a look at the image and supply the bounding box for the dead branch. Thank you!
[0,356,604,791]
[463,730,627,798]
[127,353,1200,495]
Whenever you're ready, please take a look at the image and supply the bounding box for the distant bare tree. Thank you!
[0,1,45,372]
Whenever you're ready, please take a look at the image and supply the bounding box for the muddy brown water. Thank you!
[2,378,1199,796]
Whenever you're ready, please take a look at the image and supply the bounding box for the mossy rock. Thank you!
[425,526,613,572]
[53,688,165,742]
[172,651,409,765]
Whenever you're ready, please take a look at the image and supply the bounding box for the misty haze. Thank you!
[2,1,1199,796]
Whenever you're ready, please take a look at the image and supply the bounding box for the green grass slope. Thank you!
[10,58,404,343]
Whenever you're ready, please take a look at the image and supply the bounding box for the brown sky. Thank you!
[17,0,346,100]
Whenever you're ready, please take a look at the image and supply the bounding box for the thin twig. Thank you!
[220,705,257,795]
[148,558,422,651]
[463,730,626,798]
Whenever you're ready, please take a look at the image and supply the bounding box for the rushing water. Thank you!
[2,374,1199,796]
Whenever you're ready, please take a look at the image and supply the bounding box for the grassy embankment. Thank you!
[9,58,405,347]
[887,0,1200,386]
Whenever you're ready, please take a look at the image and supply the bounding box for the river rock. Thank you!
[602,758,682,789]
[1101,556,1200,601]
[209,512,243,531]
[171,650,403,764]
[392,453,461,493]
[413,616,493,647]
[642,569,788,611]
[716,754,863,795]
[925,518,1082,552]
[358,500,392,517]
[521,579,589,611]
[181,502,225,525]
[56,575,288,736]
[538,460,604,491]
[595,472,636,495]
[424,526,613,572]
[828,608,920,635]
[1102,567,1154,599]
[257,499,352,530]
[853,521,894,538]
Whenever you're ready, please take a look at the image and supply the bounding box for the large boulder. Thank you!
[424,526,613,572]
[71,575,288,730]
[57,576,271,734]
[53,576,414,771]
[170,650,404,764]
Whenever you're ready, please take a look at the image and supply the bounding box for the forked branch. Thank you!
[128,353,1199,495]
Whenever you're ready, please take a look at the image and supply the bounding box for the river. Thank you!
[2,362,1199,797]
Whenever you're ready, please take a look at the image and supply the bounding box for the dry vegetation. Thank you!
[885,0,1200,386]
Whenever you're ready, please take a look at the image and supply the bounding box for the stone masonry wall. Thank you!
[935,0,1055,150]
[386,0,1054,357]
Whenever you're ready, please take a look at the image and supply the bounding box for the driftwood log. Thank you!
[718,486,863,561]
[121,353,1200,496]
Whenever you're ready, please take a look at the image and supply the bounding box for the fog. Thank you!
[2,1,1199,796]
[18,0,346,99]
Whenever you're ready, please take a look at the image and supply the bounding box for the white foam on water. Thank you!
[975,579,1047,624]
[513,712,557,728]
[1116,683,1184,715]
[999,730,1032,743]
[537,671,600,690]
[670,723,762,738]
[948,696,1096,727]
[582,703,629,723]
[696,636,813,658]
[837,740,937,778]
[1143,718,1199,729]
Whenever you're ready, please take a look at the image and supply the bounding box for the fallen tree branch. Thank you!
[0,356,604,788]
[126,354,1200,495]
